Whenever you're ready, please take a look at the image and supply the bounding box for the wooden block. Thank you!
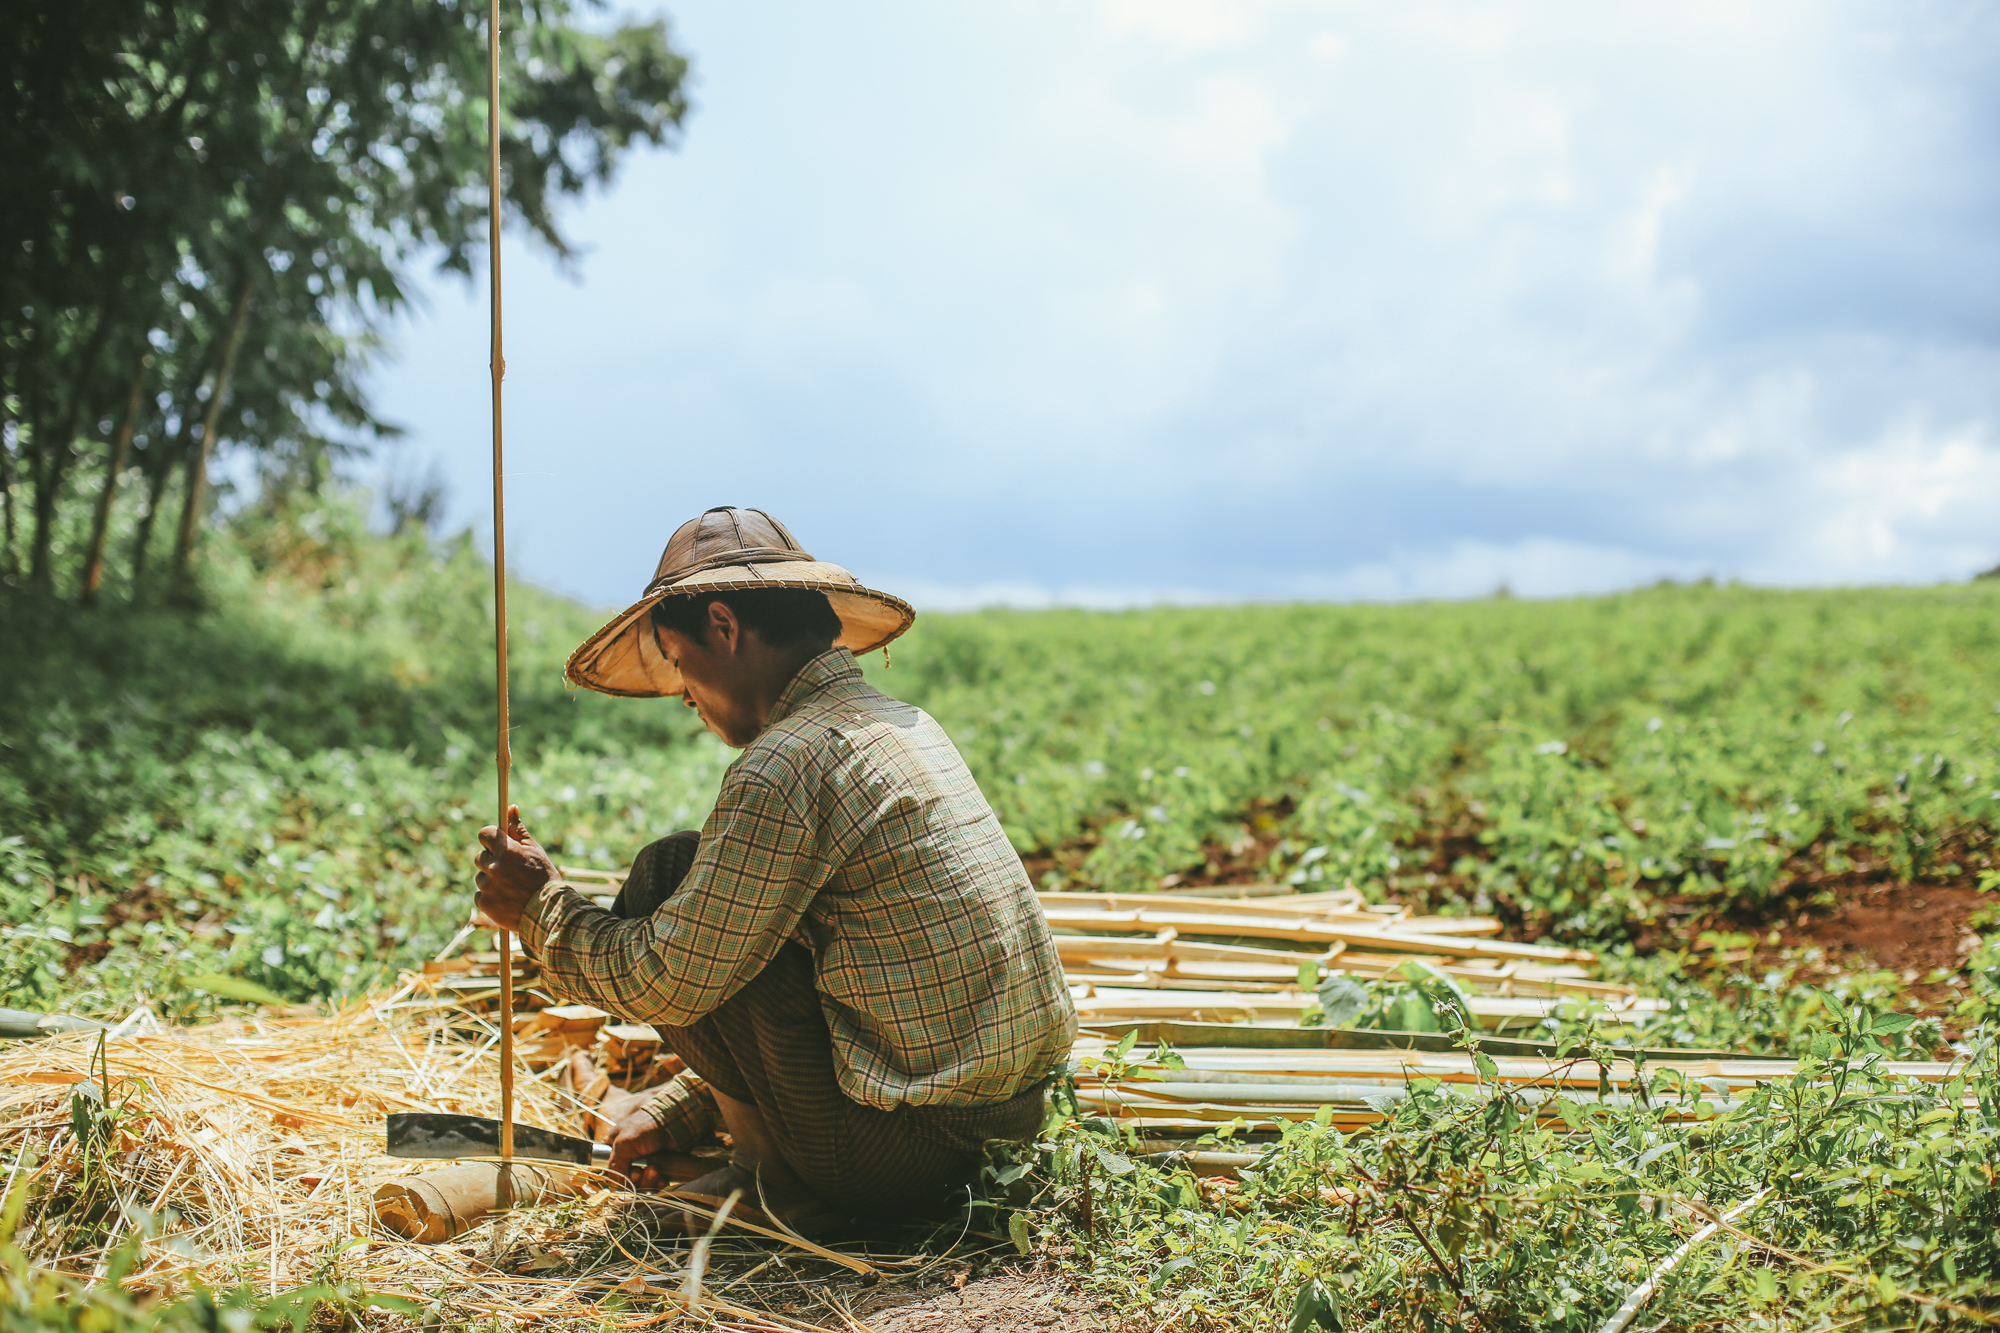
[602,1023,660,1065]
[518,1003,610,1039]
[539,1003,611,1032]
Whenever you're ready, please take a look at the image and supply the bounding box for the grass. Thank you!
[3,492,1999,1327]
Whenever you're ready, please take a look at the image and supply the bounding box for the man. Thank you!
[474,507,1076,1232]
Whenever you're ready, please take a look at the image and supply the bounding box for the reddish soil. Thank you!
[1725,871,1990,1017]
[1778,880,1984,978]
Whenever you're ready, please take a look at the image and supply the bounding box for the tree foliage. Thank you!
[0,0,691,597]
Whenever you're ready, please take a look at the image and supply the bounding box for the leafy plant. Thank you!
[1014,1000,2000,1329]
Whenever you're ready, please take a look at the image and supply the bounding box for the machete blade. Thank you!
[386,1112,601,1165]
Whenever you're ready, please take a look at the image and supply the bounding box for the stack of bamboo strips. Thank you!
[1066,1036,1972,1133]
[1068,986,1662,1031]
[1041,887,1661,1028]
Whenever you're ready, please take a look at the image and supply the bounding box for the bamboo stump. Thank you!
[373,1163,581,1243]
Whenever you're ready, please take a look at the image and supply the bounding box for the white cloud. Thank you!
[1777,423,2000,582]
[366,0,2000,606]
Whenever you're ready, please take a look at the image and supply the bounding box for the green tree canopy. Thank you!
[0,0,692,599]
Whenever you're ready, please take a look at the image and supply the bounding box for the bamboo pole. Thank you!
[485,0,515,1214]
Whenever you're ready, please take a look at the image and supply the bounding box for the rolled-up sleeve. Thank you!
[519,770,849,1027]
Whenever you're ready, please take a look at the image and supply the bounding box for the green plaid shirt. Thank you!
[519,648,1076,1109]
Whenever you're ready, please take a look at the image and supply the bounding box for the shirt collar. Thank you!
[764,646,863,730]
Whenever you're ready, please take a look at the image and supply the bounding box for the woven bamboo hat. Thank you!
[563,507,915,698]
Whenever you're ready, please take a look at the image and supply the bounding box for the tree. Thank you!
[0,0,693,599]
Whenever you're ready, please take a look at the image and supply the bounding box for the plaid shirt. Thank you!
[519,648,1077,1109]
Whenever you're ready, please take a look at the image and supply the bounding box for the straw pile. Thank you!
[0,991,913,1331]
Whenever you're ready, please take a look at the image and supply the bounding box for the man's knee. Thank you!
[611,830,701,919]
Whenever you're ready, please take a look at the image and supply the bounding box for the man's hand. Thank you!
[474,805,557,932]
[606,1106,675,1192]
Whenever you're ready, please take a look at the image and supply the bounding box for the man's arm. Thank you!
[509,770,840,1027]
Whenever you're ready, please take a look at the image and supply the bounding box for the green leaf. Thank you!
[0,1147,34,1244]
[1314,975,1371,1028]
[180,971,289,1007]
[1091,1143,1136,1176]
[1150,1255,1197,1293]
[1868,1011,1918,1034]
[1007,1212,1033,1256]
[1289,1277,1343,1333]
[362,1294,426,1315]
[991,1161,1035,1187]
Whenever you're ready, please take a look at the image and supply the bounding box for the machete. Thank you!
[387,1112,609,1166]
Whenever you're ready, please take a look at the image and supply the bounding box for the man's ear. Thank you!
[706,599,741,653]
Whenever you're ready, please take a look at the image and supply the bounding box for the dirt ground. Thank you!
[1768,872,1987,1014]
[852,1267,1107,1333]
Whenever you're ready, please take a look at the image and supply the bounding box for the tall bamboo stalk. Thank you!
[487,0,516,1214]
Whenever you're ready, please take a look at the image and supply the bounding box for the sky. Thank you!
[365,0,2000,611]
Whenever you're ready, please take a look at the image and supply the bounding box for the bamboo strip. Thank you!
[1044,908,1595,963]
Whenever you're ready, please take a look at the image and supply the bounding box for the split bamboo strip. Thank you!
[1069,984,1663,1028]
[1046,906,1595,963]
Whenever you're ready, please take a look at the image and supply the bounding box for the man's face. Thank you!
[655,619,764,747]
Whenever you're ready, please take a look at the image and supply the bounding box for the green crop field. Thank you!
[4,496,1999,1330]
[6,493,1996,1026]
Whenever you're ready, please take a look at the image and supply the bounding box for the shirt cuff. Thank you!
[515,879,591,959]
[639,1071,721,1150]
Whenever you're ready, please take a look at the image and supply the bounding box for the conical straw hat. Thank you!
[563,507,915,698]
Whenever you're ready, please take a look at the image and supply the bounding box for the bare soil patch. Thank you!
[853,1267,1106,1333]
[1681,834,1996,1019]
[1778,879,1984,979]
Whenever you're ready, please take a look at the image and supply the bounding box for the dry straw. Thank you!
[0,987,900,1331]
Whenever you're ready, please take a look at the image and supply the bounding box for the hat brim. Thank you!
[563,559,915,698]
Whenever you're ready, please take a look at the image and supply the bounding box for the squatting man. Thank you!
[473,507,1076,1234]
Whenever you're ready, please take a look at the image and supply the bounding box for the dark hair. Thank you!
[650,588,842,651]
